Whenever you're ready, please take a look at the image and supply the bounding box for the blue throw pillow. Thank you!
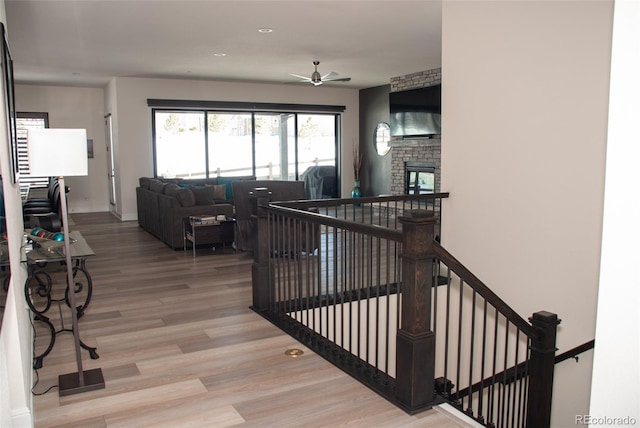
[216,177,235,200]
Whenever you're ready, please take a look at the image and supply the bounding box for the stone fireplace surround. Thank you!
[389,68,442,195]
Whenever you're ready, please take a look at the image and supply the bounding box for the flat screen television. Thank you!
[389,84,441,137]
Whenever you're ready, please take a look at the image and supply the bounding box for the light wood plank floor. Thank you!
[31,212,467,427]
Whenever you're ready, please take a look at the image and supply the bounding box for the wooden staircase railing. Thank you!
[249,188,560,428]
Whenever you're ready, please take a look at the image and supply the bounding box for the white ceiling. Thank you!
[4,0,442,89]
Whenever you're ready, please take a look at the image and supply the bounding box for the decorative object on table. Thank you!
[189,214,221,225]
[27,128,105,396]
[351,143,363,198]
[26,227,76,254]
[29,227,64,241]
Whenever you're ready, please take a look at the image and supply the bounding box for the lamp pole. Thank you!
[58,176,84,383]
[57,175,105,396]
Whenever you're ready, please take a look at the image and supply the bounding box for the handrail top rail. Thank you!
[261,204,404,242]
[268,192,450,209]
[433,241,541,340]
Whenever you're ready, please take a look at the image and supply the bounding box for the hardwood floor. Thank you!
[31,212,467,427]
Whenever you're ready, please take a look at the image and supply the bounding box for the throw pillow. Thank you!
[139,177,153,189]
[164,183,180,197]
[190,185,217,205]
[216,177,236,200]
[175,188,196,207]
[149,180,167,194]
[212,184,227,202]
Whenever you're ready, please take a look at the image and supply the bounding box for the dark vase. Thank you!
[351,180,362,198]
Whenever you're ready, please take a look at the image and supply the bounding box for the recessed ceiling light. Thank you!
[213,53,227,57]
[258,28,273,33]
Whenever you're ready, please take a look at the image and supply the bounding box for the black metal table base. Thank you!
[32,311,99,370]
[25,258,98,369]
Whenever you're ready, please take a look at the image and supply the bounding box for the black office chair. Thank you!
[23,181,64,231]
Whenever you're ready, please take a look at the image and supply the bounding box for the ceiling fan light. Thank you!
[311,71,321,83]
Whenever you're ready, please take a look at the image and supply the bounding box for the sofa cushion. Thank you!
[211,184,227,202]
[139,177,153,189]
[215,177,235,200]
[149,180,167,194]
[164,183,181,197]
[189,185,218,205]
[175,188,196,207]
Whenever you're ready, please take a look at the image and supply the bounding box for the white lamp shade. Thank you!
[28,128,89,177]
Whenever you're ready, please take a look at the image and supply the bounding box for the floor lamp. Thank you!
[27,128,105,396]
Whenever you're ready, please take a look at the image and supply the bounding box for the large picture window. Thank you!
[151,101,341,197]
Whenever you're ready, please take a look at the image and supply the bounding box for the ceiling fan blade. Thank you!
[290,73,312,81]
[321,71,339,80]
[324,76,351,82]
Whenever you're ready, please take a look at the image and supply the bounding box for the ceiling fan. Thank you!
[290,61,351,86]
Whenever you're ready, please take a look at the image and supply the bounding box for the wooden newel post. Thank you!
[526,311,560,428]
[396,210,438,412]
[251,188,272,311]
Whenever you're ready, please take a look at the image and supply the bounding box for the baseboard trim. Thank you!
[435,403,485,428]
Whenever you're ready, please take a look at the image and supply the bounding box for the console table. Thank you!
[24,231,98,369]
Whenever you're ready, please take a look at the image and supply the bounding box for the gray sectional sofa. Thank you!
[136,176,253,249]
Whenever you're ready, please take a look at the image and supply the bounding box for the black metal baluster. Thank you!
[455,277,464,404]
[332,226,339,345]
[511,330,520,428]
[383,237,391,376]
[334,225,341,347]
[286,215,294,315]
[478,298,488,425]
[488,308,499,426]
[350,228,355,356]
[432,259,439,344]
[304,219,311,330]
[500,321,511,428]
[467,289,477,416]
[443,267,452,399]
[521,337,531,428]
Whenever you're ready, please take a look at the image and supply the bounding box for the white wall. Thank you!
[0,2,34,426]
[106,77,359,221]
[590,0,640,423]
[15,85,110,214]
[441,1,613,426]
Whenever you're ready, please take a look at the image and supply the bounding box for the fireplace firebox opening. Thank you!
[405,161,436,195]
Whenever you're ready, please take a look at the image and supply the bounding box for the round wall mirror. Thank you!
[374,122,391,156]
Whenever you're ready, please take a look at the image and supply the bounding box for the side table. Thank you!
[183,216,236,257]
[24,230,99,369]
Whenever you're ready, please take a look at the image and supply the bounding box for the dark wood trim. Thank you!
[147,98,345,113]
[526,311,560,428]
[555,339,595,364]
[263,204,403,242]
